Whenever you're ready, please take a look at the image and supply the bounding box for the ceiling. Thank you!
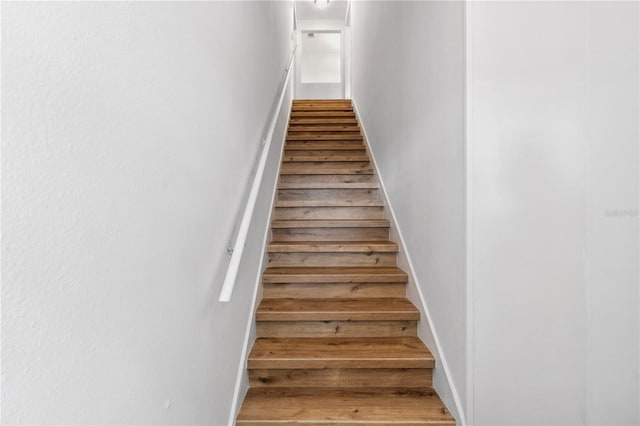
[295,0,349,22]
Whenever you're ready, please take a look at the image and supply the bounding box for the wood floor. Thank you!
[236,99,455,425]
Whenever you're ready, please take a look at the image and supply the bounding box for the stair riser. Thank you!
[273,207,384,220]
[281,162,373,175]
[256,320,417,338]
[262,283,406,299]
[287,135,363,141]
[288,126,361,133]
[277,189,378,201]
[248,359,433,369]
[285,142,365,151]
[279,174,375,185]
[249,368,431,388]
[283,154,369,162]
[290,112,356,118]
[272,228,389,242]
[287,132,361,138]
[268,252,397,268]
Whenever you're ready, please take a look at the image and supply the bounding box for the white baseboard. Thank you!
[352,99,467,426]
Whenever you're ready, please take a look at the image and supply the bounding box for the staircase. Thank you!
[236,99,455,425]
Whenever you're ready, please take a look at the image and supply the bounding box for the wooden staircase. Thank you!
[236,99,455,425]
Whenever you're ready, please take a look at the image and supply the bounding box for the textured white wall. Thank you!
[350,1,466,420]
[2,1,293,424]
[469,2,639,425]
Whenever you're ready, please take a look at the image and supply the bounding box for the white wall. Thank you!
[350,1,466,421]
[1,1,293,424]
[468,1,639,425]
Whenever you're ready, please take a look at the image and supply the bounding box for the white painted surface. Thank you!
[469,2,639,425]
[350,1,466,421]
[228,70,294,426]
[295,19,347,99]
[2,1,292,424]
[301,32,341,83]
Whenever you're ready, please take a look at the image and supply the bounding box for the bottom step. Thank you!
[237,387,455,425]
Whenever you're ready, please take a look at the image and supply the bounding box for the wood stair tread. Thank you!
[262,266,408,283]
[256,298,419,321]
[289,118,358,125]
[248,337,434,369]
[272,219,389,228]
[287,134,363,141]
[290,111,356,117]
[284,154,369,162]
[285,141,365,150]
[288,125,361,132]
[274,200,384,208]
[278,181,378,189]
[267,241,398,253]
[281,163,374,175]
[237,387,455,424]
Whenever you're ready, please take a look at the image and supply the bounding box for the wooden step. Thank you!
[263,282,407,299]
[292,106,354,112]
[284,152,369,162]
[267,241,398,267]
[289,118,358,125]
[277,188,377,201]
[267,251,395,267]
[249,368,430,387]
[293,99,352,103]
[279,181,378,190]
[256,319,417,338]
[262,266,408,283]
[285,141,365,150]
[278,174,376,187]
[281,162,373,175]
[274,200,384,208]
[288,131,361,138]
[287,134,363,141]
[271,220,390,242]
[256,298,419,321]
[273,206,384,220]
[248,337,434,369]
[237,387,454,425]
[272,219,389,228]
[288,125,361,132]
[268,241,398,253]
[290,111,356,118]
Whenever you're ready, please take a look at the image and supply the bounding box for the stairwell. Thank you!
[236,99,455,425]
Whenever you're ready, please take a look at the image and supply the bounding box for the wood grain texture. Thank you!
[262,267,408,284]
[280,162,373,175]
[272,219,390,228]
[247,337,434,369]
[273,206,384,220]
[284,141,365,150]
[276,188,377,201]
[262,282,407,299]
[267,241,398,253]
[256,320,417,338]
[268,251,397,267]
[288,125,361,132]
[237,387,454,424]
[278,174,375,186]
[249,368,431,388]
[236,99,455,425]
[287,134,363,141]
[256,298,419,321]
[283,153,369,162]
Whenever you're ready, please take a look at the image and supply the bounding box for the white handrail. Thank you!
[218,49,296,302]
